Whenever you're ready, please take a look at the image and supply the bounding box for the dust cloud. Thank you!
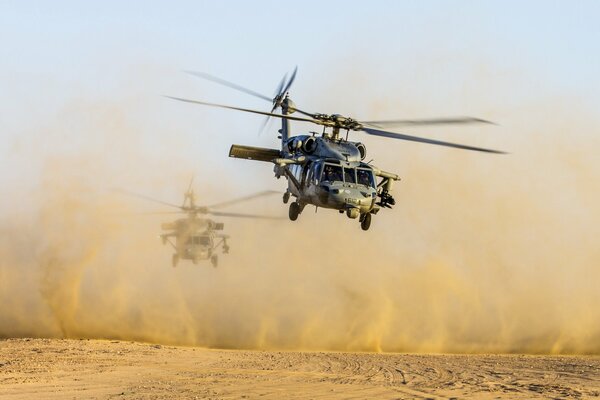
[1,74,599,355]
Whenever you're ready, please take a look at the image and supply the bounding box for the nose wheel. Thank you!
[360,213,372,231]
[289,202,300,221]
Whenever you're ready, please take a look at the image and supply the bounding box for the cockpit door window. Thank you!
[357,168,376,188]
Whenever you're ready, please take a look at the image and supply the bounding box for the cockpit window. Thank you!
[313,163,322,184]
[190,236,211,246]
[357,169,376,188]
[344,168,356,183]
[322,164,343,183]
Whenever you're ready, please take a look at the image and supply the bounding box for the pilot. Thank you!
[323,165,334,182]
[357,170,369,186]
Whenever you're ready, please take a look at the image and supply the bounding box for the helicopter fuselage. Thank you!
[230,134,399,227]
[176,232,214,260]
[161,217,228,267]
[282,136,386,215]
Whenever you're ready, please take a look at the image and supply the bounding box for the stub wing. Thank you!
[229,144,281,162]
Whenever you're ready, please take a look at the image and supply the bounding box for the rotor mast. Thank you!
[279,94,291,150]
[330,126,341,140]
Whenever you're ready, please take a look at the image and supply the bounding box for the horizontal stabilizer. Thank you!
[229,144,281,162]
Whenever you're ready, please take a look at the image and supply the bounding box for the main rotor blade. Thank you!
[274,72,287,97]
[280,66,297,96]
[185,71,272,101]
[186,175,195,193]
[261,71,292,134]
[361,127,506,154]
[270,67,297,113]
[257,115,272,136]
[209,211,283,219]
[207,190,280,209]
[361,117,495,128]
[138,211,186,215]
[187,68,316,121]
[269,100,315,120]
[183,175,195,208]
[114,189,183,209]
[165,96,319,123]
[294,108,318,118]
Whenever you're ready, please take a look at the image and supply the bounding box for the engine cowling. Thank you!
[287,138,303,152]
[302,136,317,153]
[355,142,367,160]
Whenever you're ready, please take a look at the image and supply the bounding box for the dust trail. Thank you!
[1,72,600,354]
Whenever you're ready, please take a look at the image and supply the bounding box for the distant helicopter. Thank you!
[167,68,505,231]
[120,181,279,267]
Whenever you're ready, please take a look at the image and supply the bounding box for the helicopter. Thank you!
[167,68,505,231]
[119,181,279,267]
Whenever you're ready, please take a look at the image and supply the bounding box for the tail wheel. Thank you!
[172,254,179,268]
[283,192,290,204]
[361,213,372,231]
[289,202,300,221]
[211,255,218,268]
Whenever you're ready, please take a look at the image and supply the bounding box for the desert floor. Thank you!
[1,338,599,399]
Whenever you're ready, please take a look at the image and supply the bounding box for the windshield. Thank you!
[344,168,356,183]
[357,169,376,188]
[322,164,343,183]
[190,236,211,246]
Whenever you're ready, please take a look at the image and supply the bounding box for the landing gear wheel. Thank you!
[289,202,300,221]
[283,192,290,204]
[361,213,372,231]
[223,245,230,254]
[172,254,179,268]
[211,255,218,268]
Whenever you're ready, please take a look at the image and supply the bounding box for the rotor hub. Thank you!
[313,113,363,131]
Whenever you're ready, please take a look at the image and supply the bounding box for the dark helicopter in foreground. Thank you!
[120,182,279,267]
[168,68,505,231]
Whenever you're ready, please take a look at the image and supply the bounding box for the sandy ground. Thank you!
[0,339,599,399]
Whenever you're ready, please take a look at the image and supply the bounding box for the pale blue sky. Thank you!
[2,1,599,90]
[1,1,600,202]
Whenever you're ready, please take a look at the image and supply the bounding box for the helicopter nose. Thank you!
[331,188,363,205]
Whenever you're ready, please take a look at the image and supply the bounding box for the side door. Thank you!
[287,164,302,196]
[305,162,313,189]
[305,162,322,201]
